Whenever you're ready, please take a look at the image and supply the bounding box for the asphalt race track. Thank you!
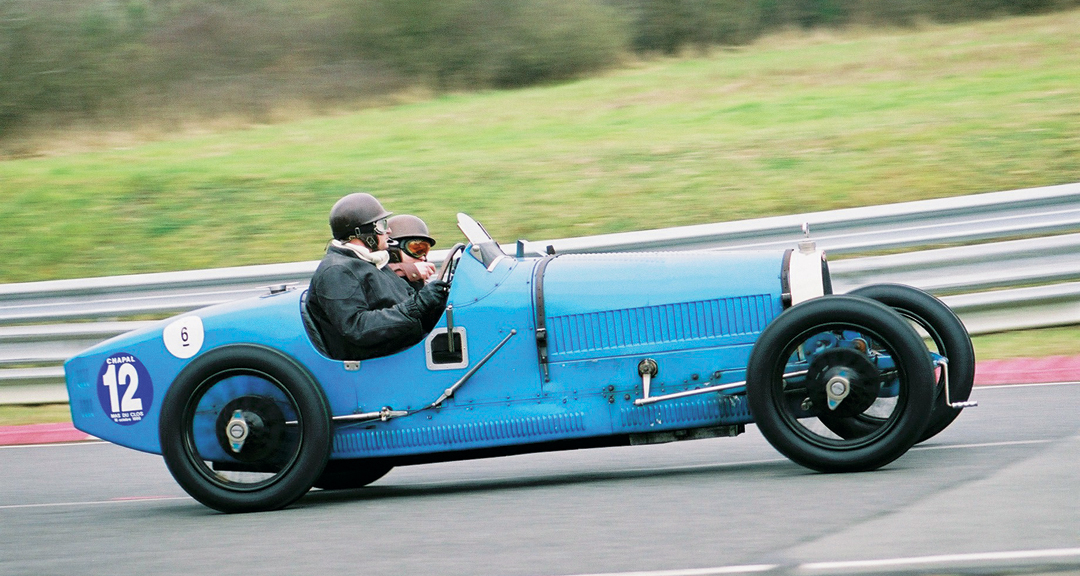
[2,382,1078,576]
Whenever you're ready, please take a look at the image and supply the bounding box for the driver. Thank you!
[387,214,437,291]
[306,193,449,361]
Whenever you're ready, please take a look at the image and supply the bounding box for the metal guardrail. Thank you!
[3,182,1080,404]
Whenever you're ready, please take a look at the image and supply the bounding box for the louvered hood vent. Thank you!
[537,252,785,361]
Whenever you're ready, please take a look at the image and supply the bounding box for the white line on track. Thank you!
[911,438,1051,451]
[799,547,1080,571]
[0,440,105,450]
[976,380,1080,389]
[551,548,1080,576]
[550,566,777,576]
[0,496,188,510]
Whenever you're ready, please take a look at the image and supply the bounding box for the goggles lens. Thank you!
[403,239,431,259]
[372,218,389,235]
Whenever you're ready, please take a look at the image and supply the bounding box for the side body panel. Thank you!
[541,252,780,439]
[64,247,785,459]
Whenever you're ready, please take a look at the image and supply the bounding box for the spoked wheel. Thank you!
[160,344,331,513]
[746,295,935,472]
[824,284,975,443]
[314,460,393,491]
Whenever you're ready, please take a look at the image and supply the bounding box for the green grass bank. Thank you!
[3,10,1079,283]
[3,10,1079,425]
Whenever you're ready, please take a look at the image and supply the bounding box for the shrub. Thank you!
[2,0,1079,137]
[346,0,627,89]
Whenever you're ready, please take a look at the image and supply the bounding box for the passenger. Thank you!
[387,214,437,291]
[306,193,449,360]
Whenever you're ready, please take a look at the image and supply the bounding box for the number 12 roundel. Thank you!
[96,353,154,426]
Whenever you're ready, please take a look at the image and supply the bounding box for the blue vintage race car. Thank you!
[64,214,976,513]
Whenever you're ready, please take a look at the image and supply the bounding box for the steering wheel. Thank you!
[437,243,467,284]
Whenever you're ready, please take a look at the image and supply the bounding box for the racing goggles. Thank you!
[371,218,389,235]
[401,238,432,259]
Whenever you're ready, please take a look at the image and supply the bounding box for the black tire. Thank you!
[833,284,975,442]
[314,460,393,490]
[746,295,935,472]
[160,344,331,513]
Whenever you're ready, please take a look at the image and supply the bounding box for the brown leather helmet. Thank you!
[329,193,393,241]
[387,215,436,246]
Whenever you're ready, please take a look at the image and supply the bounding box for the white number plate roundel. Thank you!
[163,316,204,359]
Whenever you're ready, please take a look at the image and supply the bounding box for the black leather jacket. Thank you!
[307,245,445,360]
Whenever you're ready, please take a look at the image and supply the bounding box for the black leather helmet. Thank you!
[388,215,436,246]
[329,193,393,241]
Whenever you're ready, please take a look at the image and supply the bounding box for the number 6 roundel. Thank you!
[96,353,154,426]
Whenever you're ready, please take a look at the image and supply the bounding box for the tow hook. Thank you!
[938,358,978,409]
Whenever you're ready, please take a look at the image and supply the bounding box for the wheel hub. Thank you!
[226,410,250,452]
[215,396,286,463]
[805,348,881,418]
[825,374,851,410]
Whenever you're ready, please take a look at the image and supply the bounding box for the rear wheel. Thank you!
[827,284,975,442]
[746,295,934,472]
[160,344,331,513]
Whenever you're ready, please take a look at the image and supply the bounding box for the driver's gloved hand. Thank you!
[415,280,450,313]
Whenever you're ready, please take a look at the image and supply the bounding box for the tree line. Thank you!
[1,0,1075,135]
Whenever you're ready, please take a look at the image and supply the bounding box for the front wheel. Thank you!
[159,344,331,513]
[746,295,934,472]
